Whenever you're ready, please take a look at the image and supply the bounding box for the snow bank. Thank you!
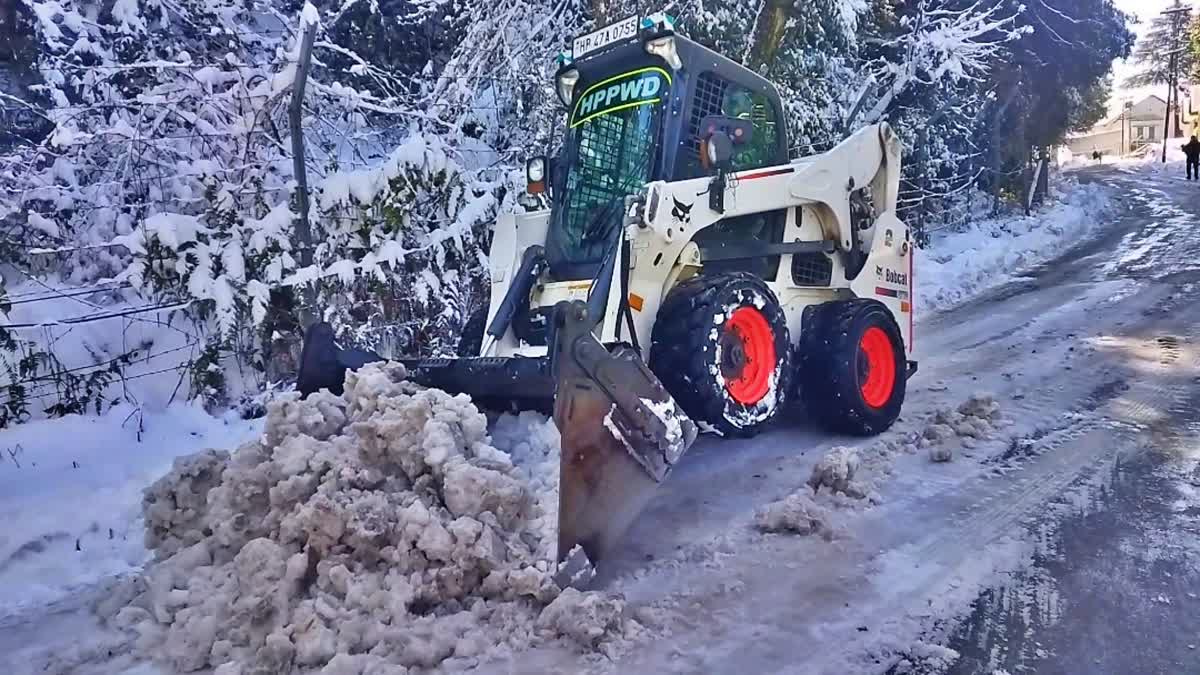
[0,402,260,619]
[0,278,263,419]
[111,363,634,673]
[918,179,1113,313]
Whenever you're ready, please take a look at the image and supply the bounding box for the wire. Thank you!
[1,300,192,329]
[1,361,196,407]
[0,341,200,390]
[2,282,130,301]
[3,283,133,307]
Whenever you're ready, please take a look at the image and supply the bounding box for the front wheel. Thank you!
[797,299,906,436]
[650,273,792,437]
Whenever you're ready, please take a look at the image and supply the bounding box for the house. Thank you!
[1184,84,1200,136]
[1065,95,1173,158]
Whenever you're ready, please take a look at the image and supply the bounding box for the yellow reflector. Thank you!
[629,293,644,312]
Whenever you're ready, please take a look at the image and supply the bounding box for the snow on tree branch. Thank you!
[863,0,1031,124]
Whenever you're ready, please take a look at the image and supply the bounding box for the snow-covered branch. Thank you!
[863,0,1031,124]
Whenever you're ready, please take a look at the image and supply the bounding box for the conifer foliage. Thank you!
[0,0,1133,419]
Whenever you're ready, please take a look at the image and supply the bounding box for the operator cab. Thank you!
[533,15,790,282]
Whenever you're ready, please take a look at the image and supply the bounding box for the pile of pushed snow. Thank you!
[918,179,1113,313]
[106,363,637,673]
[754,491,833,538]
[920,393,1003,462]
[806,446,866,498]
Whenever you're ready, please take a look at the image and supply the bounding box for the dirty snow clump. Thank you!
[928,445,954,462]
[917,393,1004,461]
[807,446,862,496]
[112,362,635,673]
[754,491,833,538]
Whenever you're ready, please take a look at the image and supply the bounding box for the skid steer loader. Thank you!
[298,13,916,571]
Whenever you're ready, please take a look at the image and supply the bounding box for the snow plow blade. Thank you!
[550,301,697,570]
[295,303,698,574]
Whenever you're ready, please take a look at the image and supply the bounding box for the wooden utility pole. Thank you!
[1164,50,1176,162]
[290,11,317,325]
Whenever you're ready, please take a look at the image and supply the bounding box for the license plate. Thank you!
[573,16,639,59]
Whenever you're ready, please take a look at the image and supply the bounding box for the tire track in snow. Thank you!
[867,329,1200,673]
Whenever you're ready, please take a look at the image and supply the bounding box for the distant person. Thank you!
[1184,135,1200,180]
[1092,150,1102,163]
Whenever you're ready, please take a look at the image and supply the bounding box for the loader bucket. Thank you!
[550,301,698,571]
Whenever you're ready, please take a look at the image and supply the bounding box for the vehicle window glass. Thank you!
[547,67,669,275]
[682,72,780,176]
[720,84,779,170]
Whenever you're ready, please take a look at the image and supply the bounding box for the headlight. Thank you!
[526,157,546,183]
[526,156,547,194]
[644,36,682,70]
[556,68,579,107]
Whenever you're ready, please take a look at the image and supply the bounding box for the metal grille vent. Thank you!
[791,252,833,287]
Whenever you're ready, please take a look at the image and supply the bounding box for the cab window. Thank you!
[679,72,782,177]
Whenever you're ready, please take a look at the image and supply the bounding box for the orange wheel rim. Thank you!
[722,307,776,405]
[859,326,896,409]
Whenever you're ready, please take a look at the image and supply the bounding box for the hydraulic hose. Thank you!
[482,245,547,355]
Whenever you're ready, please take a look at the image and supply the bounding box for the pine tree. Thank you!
[1126,0,1192,89]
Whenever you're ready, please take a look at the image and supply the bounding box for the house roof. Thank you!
[1086,94,1171,131]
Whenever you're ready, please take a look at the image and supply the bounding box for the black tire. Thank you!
[650,272,792,438]
[458,307,488,357]
[798,299,906,436]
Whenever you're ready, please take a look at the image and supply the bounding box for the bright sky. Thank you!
[1108,0,1193,116]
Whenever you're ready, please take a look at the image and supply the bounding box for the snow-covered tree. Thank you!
[0,0,1137,418]
[1127,0,1193,89]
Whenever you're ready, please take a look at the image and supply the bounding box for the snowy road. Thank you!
[505,163,1200,674]
[3,162,1199,675]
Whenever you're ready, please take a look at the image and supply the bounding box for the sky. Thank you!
[1108,0,1191,117]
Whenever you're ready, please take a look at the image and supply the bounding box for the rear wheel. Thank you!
[798,299,906,436]
[650,272,791,437]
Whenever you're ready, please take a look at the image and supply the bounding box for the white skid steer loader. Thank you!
[297,13,917,572]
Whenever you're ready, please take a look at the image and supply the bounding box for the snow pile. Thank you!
[928,444,954,463]
[488,411,561,563]
[891,641,961,673]
[754,491,833,538]
[918,179,1113,312]
[807,446,866,498]
[110,363,635,673]
[922,394,1002,447]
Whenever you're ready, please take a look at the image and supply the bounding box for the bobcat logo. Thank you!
[671,197,693,224]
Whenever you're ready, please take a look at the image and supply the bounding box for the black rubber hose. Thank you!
[486,244,546,341]
[586,231,619,327]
